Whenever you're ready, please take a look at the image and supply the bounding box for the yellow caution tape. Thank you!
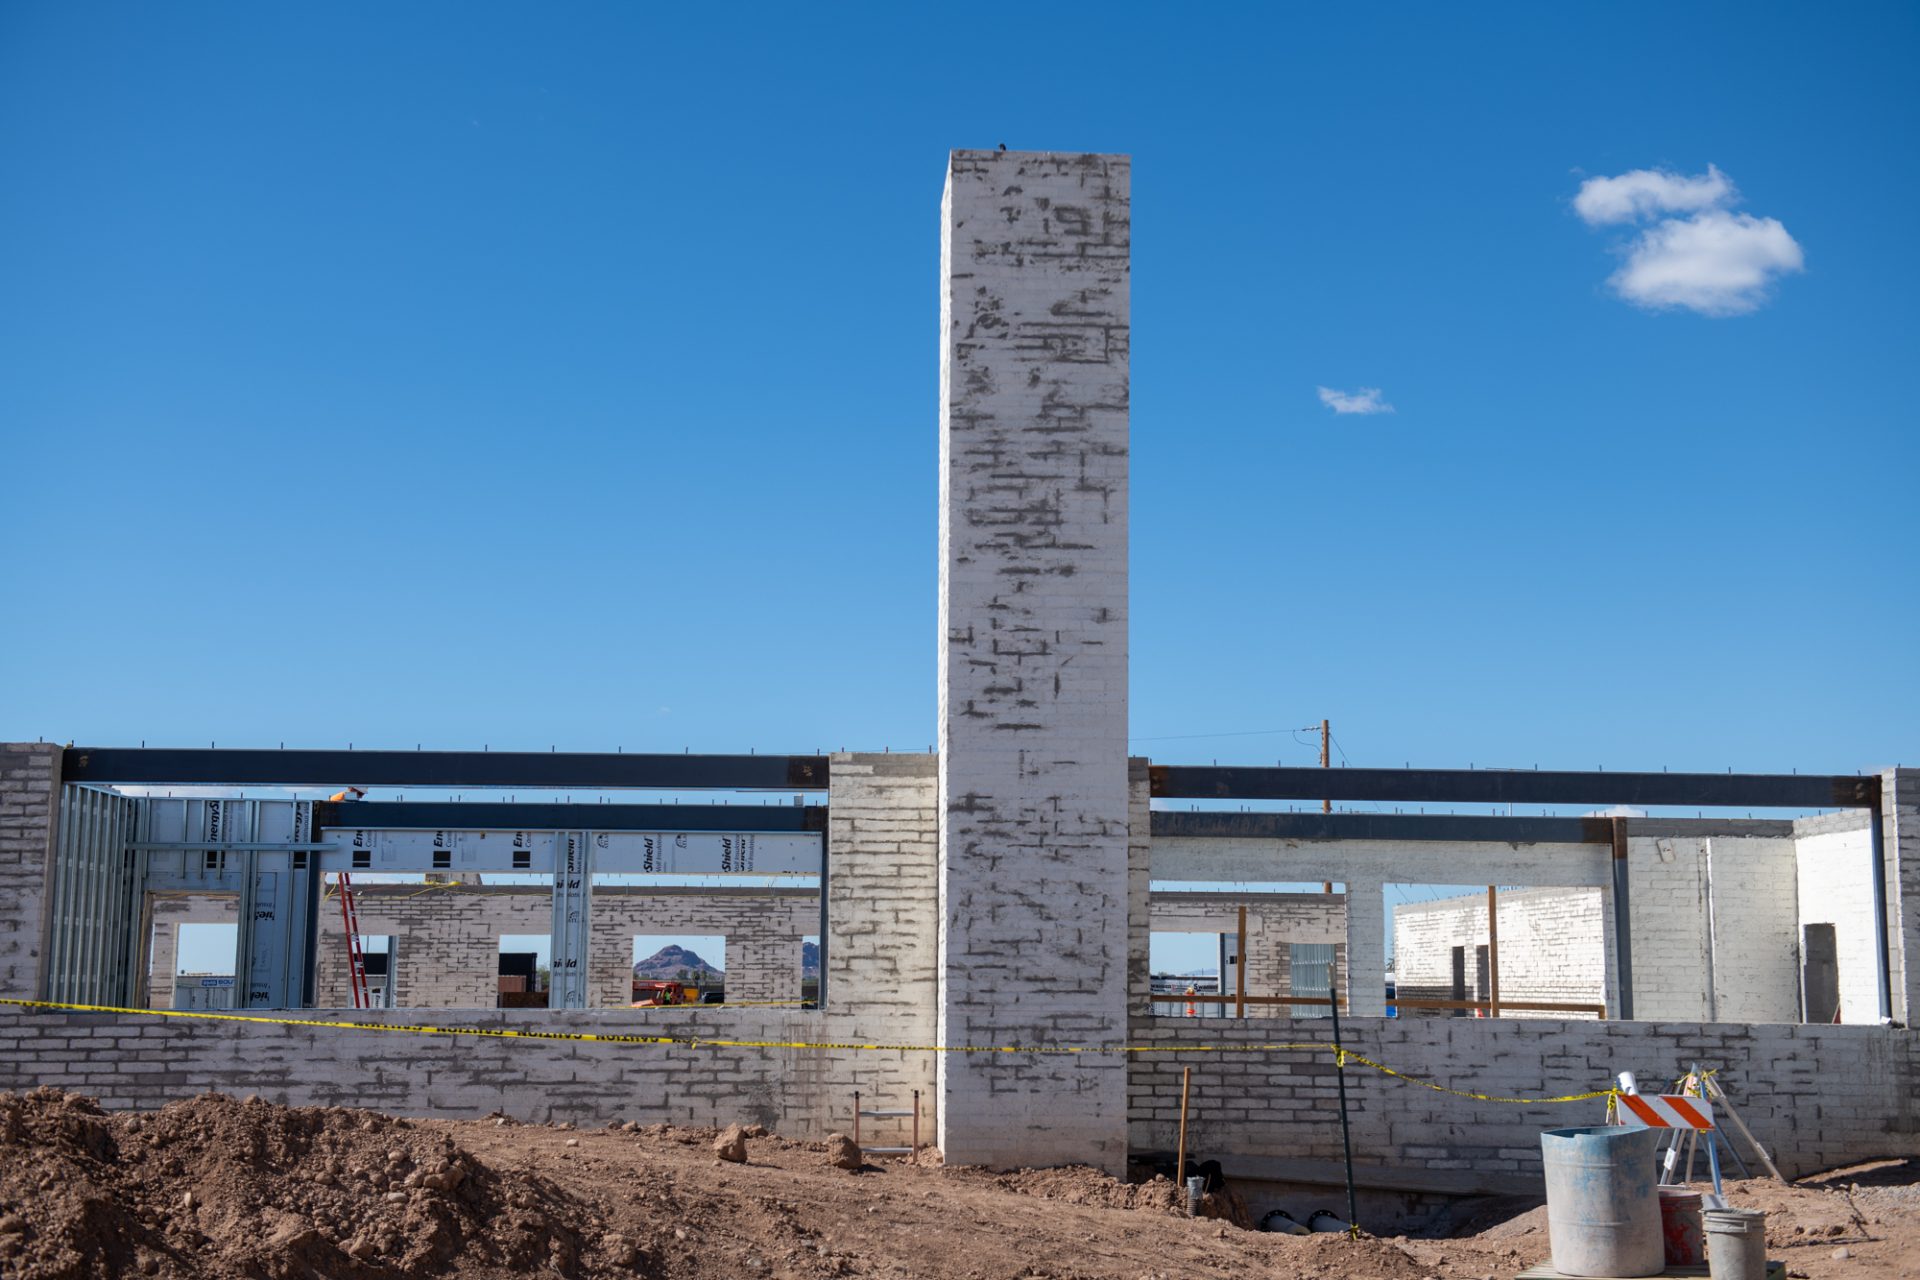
[1332,1046,1617,1105]
[0,997,1614,1104]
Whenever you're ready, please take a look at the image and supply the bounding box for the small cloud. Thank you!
[1610,210,1804,316]
[1573,164,1802,316]
[1583,805,1647,818]
[1316,386,1394,415]
[1574,164,1736,226]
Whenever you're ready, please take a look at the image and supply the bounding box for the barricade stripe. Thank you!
[0,998,1617,1105]
[1667,1096,1712,1129]
[1620,1093,1663,1125]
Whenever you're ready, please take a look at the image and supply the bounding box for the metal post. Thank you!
[1611,817,1634,1021]
[549,830,593,1009]
[1486,885,1500,1018]
[1235,906,1247,1019]
[1326,952,1359,1234]
[816,838,830,1010]
[1868,792,1892,1023]
[853,1090,861,1146]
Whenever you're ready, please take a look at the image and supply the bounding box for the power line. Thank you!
[1127,727,1312,744]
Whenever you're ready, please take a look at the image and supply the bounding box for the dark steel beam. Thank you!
[313,801,828,834]
[1149,765,1878,811]
[1151,811,1614,845]
[63,748,830,791]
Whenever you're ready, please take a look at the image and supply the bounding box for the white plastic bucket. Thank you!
[1705,1207,1767,1280]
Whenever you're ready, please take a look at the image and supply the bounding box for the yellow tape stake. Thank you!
[0,997,1614,1104]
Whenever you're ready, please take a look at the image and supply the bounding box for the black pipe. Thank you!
[1325,955,1359,1235]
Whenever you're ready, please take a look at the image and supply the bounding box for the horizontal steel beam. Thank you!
[1149,765,1878,810]
[1151,811,1613,845]
[63,748,830,791]
[314,800,828,834]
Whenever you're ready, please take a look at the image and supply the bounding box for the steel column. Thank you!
[1869,800,1892,1023]
[549,831,593,1009]
[1611,817,1634,1021]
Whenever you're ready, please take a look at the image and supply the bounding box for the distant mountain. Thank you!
[802,941,819,978]
[633,945,723,980]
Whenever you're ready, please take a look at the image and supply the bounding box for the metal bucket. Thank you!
[1705,1208,1768,1280]
[1659,1186,1706,1266]
[1541,1126,1663,1277]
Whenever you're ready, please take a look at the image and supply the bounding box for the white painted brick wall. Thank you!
[938,149,1131,1173]
[1153,836,1615,1017]
[1125,1014,1920,1187]
[1626,836,1713,1019]
[1796,821,1882,1023]
[1886,770,1919,1026]
[1705,837,1800,1023]
[1151,891,1343,1016]
[1393,887,1606,1017]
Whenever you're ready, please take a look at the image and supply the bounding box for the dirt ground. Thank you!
[2,1088,1916,1279]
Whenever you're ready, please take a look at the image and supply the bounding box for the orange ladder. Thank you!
[336,872,372,1009]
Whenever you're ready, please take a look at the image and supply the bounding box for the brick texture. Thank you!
[0,743,60,998]
[938,150,1132,1173]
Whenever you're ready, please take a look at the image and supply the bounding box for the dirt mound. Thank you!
[959,1164,1185,1213]
[0,1087,608,1279]
[8,1090,1920,1280]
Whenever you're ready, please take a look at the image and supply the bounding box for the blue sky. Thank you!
[4,7,1917,984]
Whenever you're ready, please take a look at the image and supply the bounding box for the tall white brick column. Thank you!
[937,149,1131,1172]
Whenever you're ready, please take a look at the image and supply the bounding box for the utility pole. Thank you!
[1320,719,1333,894]
[1319,719,1331,813]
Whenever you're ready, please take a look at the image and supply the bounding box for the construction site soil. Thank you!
[2,1088,1916,1280]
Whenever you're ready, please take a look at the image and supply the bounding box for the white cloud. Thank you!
[1574,164,1736,226]
[1583,805,1647,818]
[1317,386,1394,415]
[1573,164,1803,316]
[1610,210,1804,316]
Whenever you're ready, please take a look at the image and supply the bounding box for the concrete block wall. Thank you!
[938,149,1132,1174]
[1152,835,1616,1018]
[1704,837,1801,1023]
[1795,814,1882,1023]
[1127,1013,1920,1188]
[825,754,941,1133]
[1887,770,1920,1026]
[146,894,239,1008]
[1151,891,1344,1016]
[310,885,816,1010]
[0,743,60,998]
[315,886,549,1009]
[1393,887,1606,1016]
[0,1007,865,1137]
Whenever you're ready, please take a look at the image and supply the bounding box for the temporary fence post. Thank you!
[912,1089,920,1157]
[853,1090,860,1147]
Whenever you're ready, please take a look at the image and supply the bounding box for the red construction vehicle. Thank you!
[631,980,693,1008]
